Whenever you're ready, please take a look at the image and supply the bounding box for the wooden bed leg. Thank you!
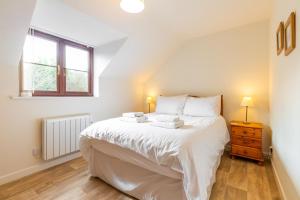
[231,155,235,159]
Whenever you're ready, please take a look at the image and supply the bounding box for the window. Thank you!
[21,30,93,96]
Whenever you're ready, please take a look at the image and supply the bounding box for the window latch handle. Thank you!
[57,65,60,76]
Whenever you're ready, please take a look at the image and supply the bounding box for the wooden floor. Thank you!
[0,153,280,200]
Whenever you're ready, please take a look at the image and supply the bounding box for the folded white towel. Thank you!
[155,115,180,122]
[151,120,184,129]
[122,112,144,118]
[121,116,147,123]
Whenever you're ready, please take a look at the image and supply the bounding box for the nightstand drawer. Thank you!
[231,135,261,148]
[231,126,261,138]
[231,145,262,159]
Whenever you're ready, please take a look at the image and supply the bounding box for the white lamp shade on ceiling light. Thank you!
[120,0,144,13]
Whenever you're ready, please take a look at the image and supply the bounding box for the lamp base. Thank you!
[243,121,251,124]
[243,106,249,125]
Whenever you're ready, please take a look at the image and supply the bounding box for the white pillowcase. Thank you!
[155,95,187,115]
[183,95,221,117]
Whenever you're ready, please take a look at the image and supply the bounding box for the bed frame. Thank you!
[86,94,225,200]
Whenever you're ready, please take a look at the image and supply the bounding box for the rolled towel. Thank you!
[155,115,180,122]
[122,112,144,118]
[151,120,184,129]
[121,116,147,123]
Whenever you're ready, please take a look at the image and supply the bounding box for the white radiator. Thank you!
[42,114,92,160]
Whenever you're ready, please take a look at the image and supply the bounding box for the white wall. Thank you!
[144,21,271,153]
[0,78,142,183]
[270,0,300,199]
[3,2,300,199]
[0,0,142,184]
[93,38,128,97]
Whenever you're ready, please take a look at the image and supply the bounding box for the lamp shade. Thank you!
[120,0,144,13]
[240,96,253,107]
[146,96,153,104]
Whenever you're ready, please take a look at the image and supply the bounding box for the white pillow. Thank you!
[155,95,187,115]
[183,95,221,117]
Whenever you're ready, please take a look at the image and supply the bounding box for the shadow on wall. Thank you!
[94,38,128,97]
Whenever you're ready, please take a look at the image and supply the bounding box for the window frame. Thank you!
[21,30,94,97]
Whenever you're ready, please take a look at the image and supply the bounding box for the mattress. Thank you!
[80,113,229,200]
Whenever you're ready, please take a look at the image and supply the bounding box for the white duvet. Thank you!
[80,114,229,200]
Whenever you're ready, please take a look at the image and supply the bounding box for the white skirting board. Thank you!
[271,158,287,200]
[0,152,81,186]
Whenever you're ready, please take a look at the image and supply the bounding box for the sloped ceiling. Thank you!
[65,0,272,39]
[0,0,37,95]
[0,0,36,69]
[31,0,126,47]
[2,0,272,85]
[64,0,272,82]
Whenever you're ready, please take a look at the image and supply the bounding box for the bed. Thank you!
[80,95,229,200]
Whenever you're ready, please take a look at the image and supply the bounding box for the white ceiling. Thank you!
[148,0,272,38]
[0,0,36,69]
[31,0,126,47]
[64,0,272,39]
[30,0,272,82]
[62,0,272,82]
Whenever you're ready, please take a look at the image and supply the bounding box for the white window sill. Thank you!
[10,96,99,100]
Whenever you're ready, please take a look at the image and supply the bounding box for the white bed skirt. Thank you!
[89,147,187,200]
[81,115,229,200]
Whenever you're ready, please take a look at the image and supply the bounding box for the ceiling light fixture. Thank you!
[120,0,144,14]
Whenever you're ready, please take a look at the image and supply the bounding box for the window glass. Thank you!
[65,46,89,71]
[22,35,58,91]
[65,45,89,92]
[21,30,93,96]
[66,70,88,92]
[23,35,57,66]
[23,63,57,91]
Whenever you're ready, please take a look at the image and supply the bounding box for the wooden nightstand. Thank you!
[230,121,264,165]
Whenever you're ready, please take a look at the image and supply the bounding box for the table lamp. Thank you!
[146,96,153,113]
[240,96,253,124]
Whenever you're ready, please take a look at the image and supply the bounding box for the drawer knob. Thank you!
[243,131,247,134]
[243,150,248,154]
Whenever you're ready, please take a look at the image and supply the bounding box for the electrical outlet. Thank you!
[32,148,41,158]
[269,146,273,156]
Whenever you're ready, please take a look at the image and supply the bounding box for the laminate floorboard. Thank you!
[0,153,280,200]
